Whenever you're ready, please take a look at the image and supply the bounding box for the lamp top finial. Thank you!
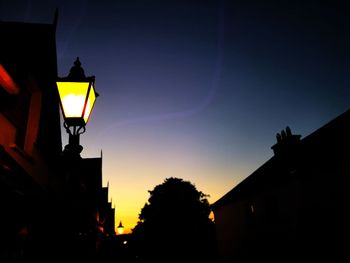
[74,57,81,67]
[68,57,86,80]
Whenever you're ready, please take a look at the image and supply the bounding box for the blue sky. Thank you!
[1,0,349,232]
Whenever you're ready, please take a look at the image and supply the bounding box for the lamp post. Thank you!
[56,57,98,157]
[55,58,100,259]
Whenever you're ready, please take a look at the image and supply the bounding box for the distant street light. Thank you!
[56,57,98,156]
[117,221,124,235]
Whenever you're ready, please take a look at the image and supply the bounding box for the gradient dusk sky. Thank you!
[1,0,350,233]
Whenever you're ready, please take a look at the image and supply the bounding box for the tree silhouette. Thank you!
[131,177,216,262]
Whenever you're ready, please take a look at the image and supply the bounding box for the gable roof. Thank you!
[212,108,350,209]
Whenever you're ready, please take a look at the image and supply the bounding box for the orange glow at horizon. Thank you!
[82,121,261,236]
[100,151,251,235]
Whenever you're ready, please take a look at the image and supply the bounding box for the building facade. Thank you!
[213,110,350,262]
[0,19,62,260]
[1,18,115,260]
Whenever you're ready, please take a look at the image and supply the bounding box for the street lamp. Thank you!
[117,221,124,235]
[56,57,98,157]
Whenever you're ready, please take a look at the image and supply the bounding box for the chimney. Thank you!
[271,126,301,156]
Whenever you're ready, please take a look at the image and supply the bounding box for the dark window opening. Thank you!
[245,203,256,226]
[0,85,16,111]
[266,196,280,223]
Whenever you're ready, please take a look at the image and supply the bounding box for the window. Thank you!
[245,202,256,226]
[1,62,43,160]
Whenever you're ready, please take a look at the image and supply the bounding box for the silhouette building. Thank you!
[0,17,115,260]
[99,184,116,236]
[0,19,61,260]
[212,110,350,262]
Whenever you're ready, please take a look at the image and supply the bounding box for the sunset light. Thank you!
[1,0,349,261]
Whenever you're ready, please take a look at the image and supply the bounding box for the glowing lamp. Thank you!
[117,221,124,235]
[56,57,98,156]
[57,58,97,127]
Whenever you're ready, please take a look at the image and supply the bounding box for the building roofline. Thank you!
[212,108,350,209]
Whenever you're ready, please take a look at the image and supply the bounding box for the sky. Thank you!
[1,0,350,233]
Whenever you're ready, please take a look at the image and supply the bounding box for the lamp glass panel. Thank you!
[83,83,96,123]
[117,226,124,235]
[57,81,89,120]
